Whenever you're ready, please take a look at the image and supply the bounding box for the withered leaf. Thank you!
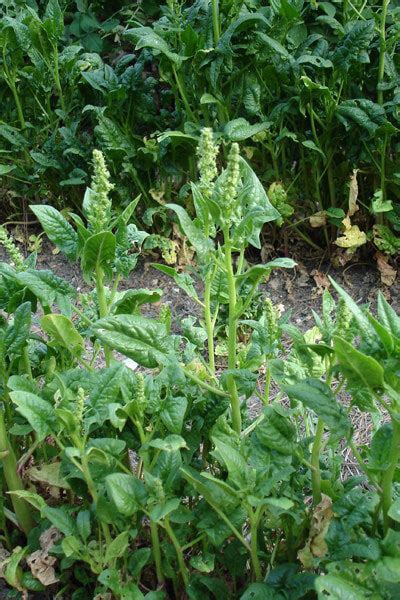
[348,169,359,217]
[309,211,326,228]
[27,551,59,586]
[335,217,366,250]
[375,252,397,286]
[298,495,333,568]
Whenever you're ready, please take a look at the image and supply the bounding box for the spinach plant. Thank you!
[151,128,296,432]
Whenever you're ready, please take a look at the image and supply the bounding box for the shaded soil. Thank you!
[33,240,399,320]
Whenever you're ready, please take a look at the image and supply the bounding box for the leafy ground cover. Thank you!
[0,134,400,599]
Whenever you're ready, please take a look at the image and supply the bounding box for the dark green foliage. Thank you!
[0,0,399,254]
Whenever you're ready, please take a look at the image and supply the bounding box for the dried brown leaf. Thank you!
[375,252,397,286]
[261,243,274,263]
[243,146,255,159]
[298,495,333,568]
[172,223,195,266]
[309,211,326,228]
[311,269,331,295]
[284,273,294,297]
[296,263,310,287]
[149,187,165,204]
[27,551,58,586]
[39,527,61,552]
[26,527,61,586]
[348,169,359,217]
[331,250,353,268]
[27,462,70,490]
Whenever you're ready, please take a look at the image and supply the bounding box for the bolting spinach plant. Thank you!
[0,132,399,599]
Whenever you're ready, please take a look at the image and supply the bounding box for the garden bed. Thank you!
[4,237,398,467]
[1,141,400,599]
[29,239,399,322]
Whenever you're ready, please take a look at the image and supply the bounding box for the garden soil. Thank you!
[32,240,399,319]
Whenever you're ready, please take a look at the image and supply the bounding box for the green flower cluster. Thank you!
[150,475,165,503]
[158,304,172,334]
[222,143,240,214]
[87,149,114,232]
[76,387,86,424]
[268,182,293,226]
[263,297,278,342]
[197,127,219,200]
[336,298,352,336]
[196,130,243,228]
[135,373,146,410]
[0,227,24,271]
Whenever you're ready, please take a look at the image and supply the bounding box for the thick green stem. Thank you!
[380,133,388,207]
[309,105,321,151]
[377,0,389,205]
[184,368,227,397]
[264,365,271,405]
[81,453,97,502]
[8,77,26,130]
[53,47,66,114]
[327,161,336,208]
[350,441,381,492]
[250,511,262,582]
[206,499,250,551]
[150,520,165,586]
[211,0,220,45]
[204,272,215,373]
[309,104,326,208]
[271,149,280,181]
[17,439,40,474]
[108,275,121,311]
[95,267,108,319]
[95,266,112,366]
[164,518,189,586]
[2,47,26,130]
[0,410,33,535]
[172,65,195,122]
[382,420,400,533]
[135,428,165,586]
[81,452,111,546]
[311,418,325,505]
[377,0,389,106]
[132,428,165,586]
[223,227,241,434]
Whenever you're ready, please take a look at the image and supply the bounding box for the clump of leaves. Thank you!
[372,224,400,255]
